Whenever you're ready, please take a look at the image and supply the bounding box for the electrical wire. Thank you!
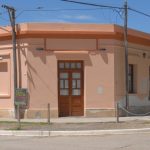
[129,7,150,18]
[16,8,108,18]
[61,0,123,10]
[61,0,150,19]
[1,1,150,25]
[113,8,124,20]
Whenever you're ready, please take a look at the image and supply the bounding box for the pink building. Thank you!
[0,23,150,118]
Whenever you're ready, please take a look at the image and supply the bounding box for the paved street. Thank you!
[0,133,150,150]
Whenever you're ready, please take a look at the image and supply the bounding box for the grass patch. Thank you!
[0,121,52,130]
[0,121,17,124]
[141,121,150,124]
[6,127,22,130]
[0,121,52,125]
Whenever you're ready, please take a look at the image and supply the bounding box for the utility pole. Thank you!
[124,0,129,110]
[2,5,17,116]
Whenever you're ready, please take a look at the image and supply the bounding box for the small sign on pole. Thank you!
[15,88,28,106]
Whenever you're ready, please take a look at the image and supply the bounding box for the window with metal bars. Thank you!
[128,64,135,93]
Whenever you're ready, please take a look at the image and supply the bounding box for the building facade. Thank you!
[0,23,150,118]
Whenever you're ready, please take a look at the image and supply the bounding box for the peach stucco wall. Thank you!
[16,39,28,89]
[0,41,13,110]
[0,39,27,117]
[27,39,58,111]
[85,44,115,109]
[25,38,115,116]
[1,23,150,118]
[114,40,150,107]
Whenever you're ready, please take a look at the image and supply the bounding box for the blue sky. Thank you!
[0,0,150,33]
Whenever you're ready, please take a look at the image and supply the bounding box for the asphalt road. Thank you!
[0,133,150,150]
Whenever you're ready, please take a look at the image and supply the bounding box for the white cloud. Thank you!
[48,19,68,23]
[62,14,95,20]
[76,15,93,20]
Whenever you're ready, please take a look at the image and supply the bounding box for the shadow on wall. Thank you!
[55,52,92,66]
[26,49,58,117]
[99,48,114,64]
[100,52,108,64]
[17,42,27,88]
[88,50,109,64]
[25,49,111,108]
[26,47,53,89]
[16,42,28,119]
[29,46,53,64]
[16,36,46,118]
[27,49,57,91]
[16,44,111,118]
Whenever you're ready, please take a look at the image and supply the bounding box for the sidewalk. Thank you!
[0,116,150,123]
[0,116,150,136]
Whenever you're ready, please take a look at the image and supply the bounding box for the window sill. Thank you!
[0,94,11,98]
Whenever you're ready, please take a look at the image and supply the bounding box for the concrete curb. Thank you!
[0,128,150,137]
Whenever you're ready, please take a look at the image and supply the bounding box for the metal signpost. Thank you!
[15,88,28,129]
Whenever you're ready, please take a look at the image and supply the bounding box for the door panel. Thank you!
[71,71,83,116]
[58,61,84,117]
[58,71,70,116]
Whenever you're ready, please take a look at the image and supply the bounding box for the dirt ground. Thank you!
[0,120,150,130]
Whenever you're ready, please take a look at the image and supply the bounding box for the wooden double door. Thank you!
[58,61,84,117]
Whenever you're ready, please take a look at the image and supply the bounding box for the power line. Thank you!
[60,0,125,23]
[14,0,125,20]
[16,8,108,18]
[61,0,150,19]
[15,7,124,25]
[129,7,150,18]
[1,2,150,23]
[61,0,123,10]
